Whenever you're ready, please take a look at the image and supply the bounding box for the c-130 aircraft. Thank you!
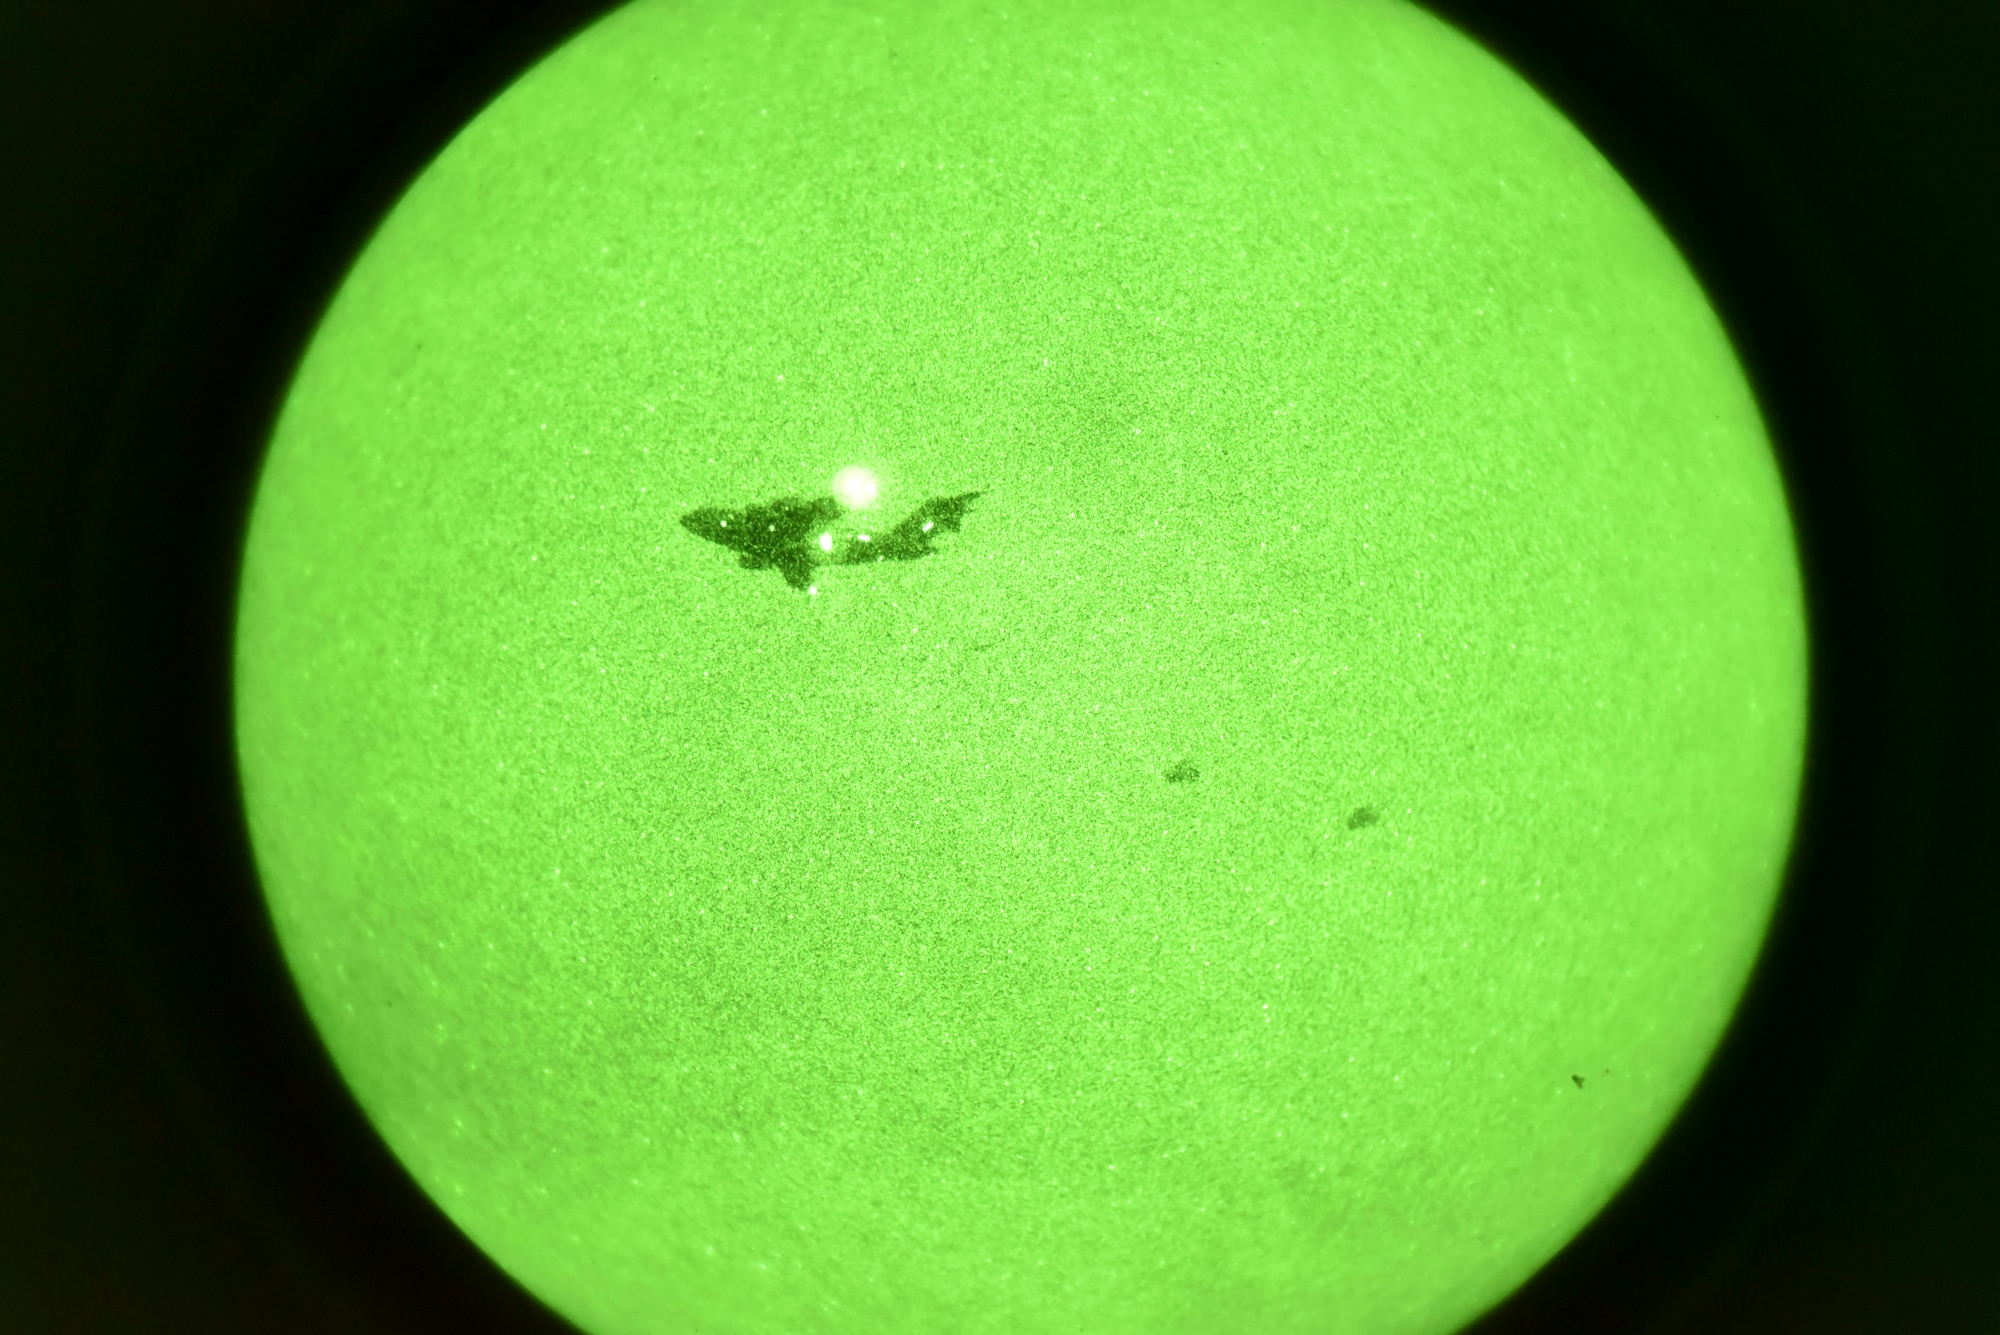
[680,491,982,591]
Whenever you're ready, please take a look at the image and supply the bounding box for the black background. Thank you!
[1,1,1992,1330]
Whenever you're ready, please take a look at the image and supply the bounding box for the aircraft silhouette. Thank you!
[680,490,983,590]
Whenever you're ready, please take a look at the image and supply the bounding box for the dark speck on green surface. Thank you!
[1164,761,1200,784]
[1571,1074,1586,1088]
[1346,806,1379,829]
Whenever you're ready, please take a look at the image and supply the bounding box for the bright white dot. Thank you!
[818,532,833,553]
[833,466,879,509]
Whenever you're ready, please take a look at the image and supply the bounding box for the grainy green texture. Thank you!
[234,1,1808,1332]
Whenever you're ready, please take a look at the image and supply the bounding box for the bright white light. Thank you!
[818,532,834,553]
[832,466,879,509]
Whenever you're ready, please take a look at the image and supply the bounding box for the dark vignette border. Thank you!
[1428,4,1939,1330]
[28,1,1981,1330]
[70,5,624,1330]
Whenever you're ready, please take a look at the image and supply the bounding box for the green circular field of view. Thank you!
[233,1,1808,1331]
